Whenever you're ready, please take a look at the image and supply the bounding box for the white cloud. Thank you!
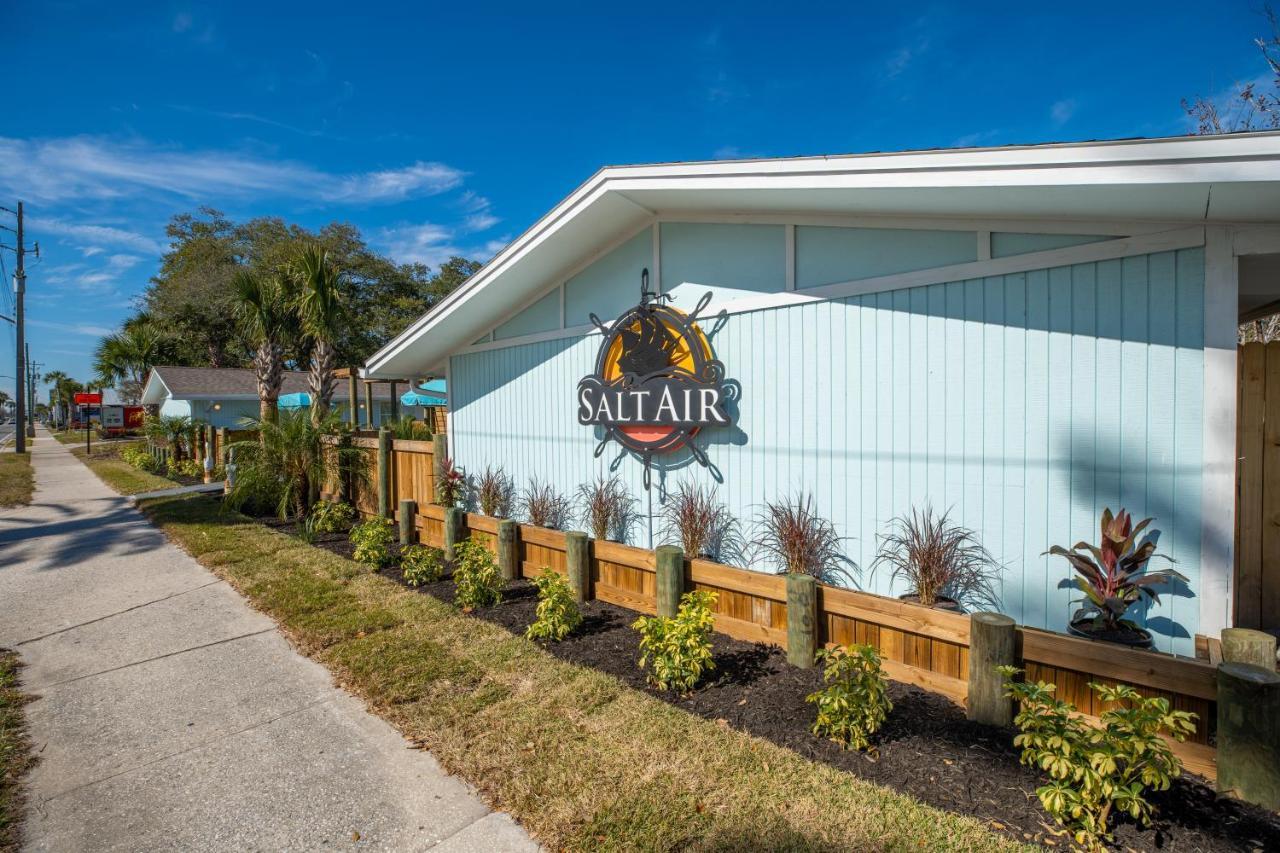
[79,246,105,257]
[1051,98,1077,126]
[107,254,142,270]
[379,222,505,268]
[0,136,464,205]
[463,212,499,233]
[28,217,165,254]
[27,318,114,337]
[379,223,461,267]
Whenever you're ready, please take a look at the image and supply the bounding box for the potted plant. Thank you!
[872,506,997,612]
[752,492,854,584]
[660,480,739,562]
[520,477,572,529]
[1047,507,1187,648]
[474,466,514,518]
[576,474,637,542]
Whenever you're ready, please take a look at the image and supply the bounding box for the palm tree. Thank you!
[292,244,345,425]
[94,322,163,403]
[42,370,69,427]
[226,408,360,520]
[232,268,295,424]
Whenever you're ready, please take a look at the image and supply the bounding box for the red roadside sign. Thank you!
[73,392,102,405]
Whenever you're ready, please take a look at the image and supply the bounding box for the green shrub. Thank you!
[998,667,1197,851]
[632,589,717,693]
[309,500,356,533]
[452,537,503,610]
[121,445,159,472]
[806,644,892,751]
[350,518,395,568]
[401,545,445,587]
[168,458,205,478]
[525,568,582,642]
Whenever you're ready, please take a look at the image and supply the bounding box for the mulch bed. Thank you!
[264,517,1280,852]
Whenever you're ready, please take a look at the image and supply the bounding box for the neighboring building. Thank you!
[140,366,419,428]
[364,132,1280,655]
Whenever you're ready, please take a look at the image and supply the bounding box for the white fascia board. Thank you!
[139,373,170,406]
[364,133,1280,378]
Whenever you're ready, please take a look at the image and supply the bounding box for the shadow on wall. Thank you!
[1054,429,1204,647]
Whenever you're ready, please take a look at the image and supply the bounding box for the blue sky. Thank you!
[0,1,1271,400]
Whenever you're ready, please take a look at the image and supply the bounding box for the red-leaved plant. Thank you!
[1047,508,1187,633]
[435,456,467,508]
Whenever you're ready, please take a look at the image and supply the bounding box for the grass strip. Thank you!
[0,650,34,852]
[141,494,1027,852]
[72,442,182,496]
[0,454,34,508]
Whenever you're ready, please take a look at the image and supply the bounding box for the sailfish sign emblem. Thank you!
[576,270,732,487]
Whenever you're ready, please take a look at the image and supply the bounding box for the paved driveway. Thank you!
[0,428,537,852]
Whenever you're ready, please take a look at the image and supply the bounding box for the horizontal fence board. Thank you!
[1020,628,1217,701]
[820,586,970,646]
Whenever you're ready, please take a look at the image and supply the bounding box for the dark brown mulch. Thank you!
[278,522,1280,852]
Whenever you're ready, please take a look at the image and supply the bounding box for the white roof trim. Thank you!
[365,132,1280,378]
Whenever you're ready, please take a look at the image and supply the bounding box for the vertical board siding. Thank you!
[451,249,1206,654]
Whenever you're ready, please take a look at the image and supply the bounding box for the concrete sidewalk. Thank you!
[0,427,537,852]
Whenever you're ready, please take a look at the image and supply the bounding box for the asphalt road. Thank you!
[0,421,17,449]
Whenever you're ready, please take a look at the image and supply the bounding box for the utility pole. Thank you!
[0,202,31,452]
[26,344,39,437]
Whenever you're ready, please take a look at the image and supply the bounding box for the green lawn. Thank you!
[0,454,34,508]
[140,494,1026,852]
[0,649,34,852]
[72,441,182,495]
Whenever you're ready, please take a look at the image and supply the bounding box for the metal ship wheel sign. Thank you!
[576,269,732,488]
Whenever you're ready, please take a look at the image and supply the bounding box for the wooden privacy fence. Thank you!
[1236,341,1280,630]
[319,433,437,521]
[324,449,1220,779]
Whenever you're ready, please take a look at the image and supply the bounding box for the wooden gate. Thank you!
[1236,342,1280,629]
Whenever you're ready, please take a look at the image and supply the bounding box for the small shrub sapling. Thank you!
[121,445,159,472]
[525,568,583,642]
[350,518,395,568]
[998,666,1197,851]
[633,589,718,693]
[309,500,355,533]
[452,537,504,610]
[401,545,445,587]
[806,644,892,751]
[873,505,998,609]
[660,480,738,561]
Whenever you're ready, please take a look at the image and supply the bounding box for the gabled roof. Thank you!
[363,131,1280,379]
[140,366,406,405]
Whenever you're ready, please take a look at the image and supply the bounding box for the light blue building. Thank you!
[364,133,1280,654]
[141,366,424,428]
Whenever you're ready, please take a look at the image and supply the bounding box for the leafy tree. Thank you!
[232,269,296,423]
[292,244,345,423]
[138,209,479,372]
[93,318,166,403]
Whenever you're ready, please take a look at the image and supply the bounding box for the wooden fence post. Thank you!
[655,546,683,618]
[399,499,417,546]
[444,507,464,561]
[207,425,218,467]
[217,427,227,462]
[1222,628,1278,672]
[1217,662,1280,810]
[377,428,392,518]
[363,382,374,430]
[785,573,817,669]
[497,520,519,581]
[431,433,448,503]
[348,372,358,429]
[967,612,1016,727]
[565,531,589,603]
